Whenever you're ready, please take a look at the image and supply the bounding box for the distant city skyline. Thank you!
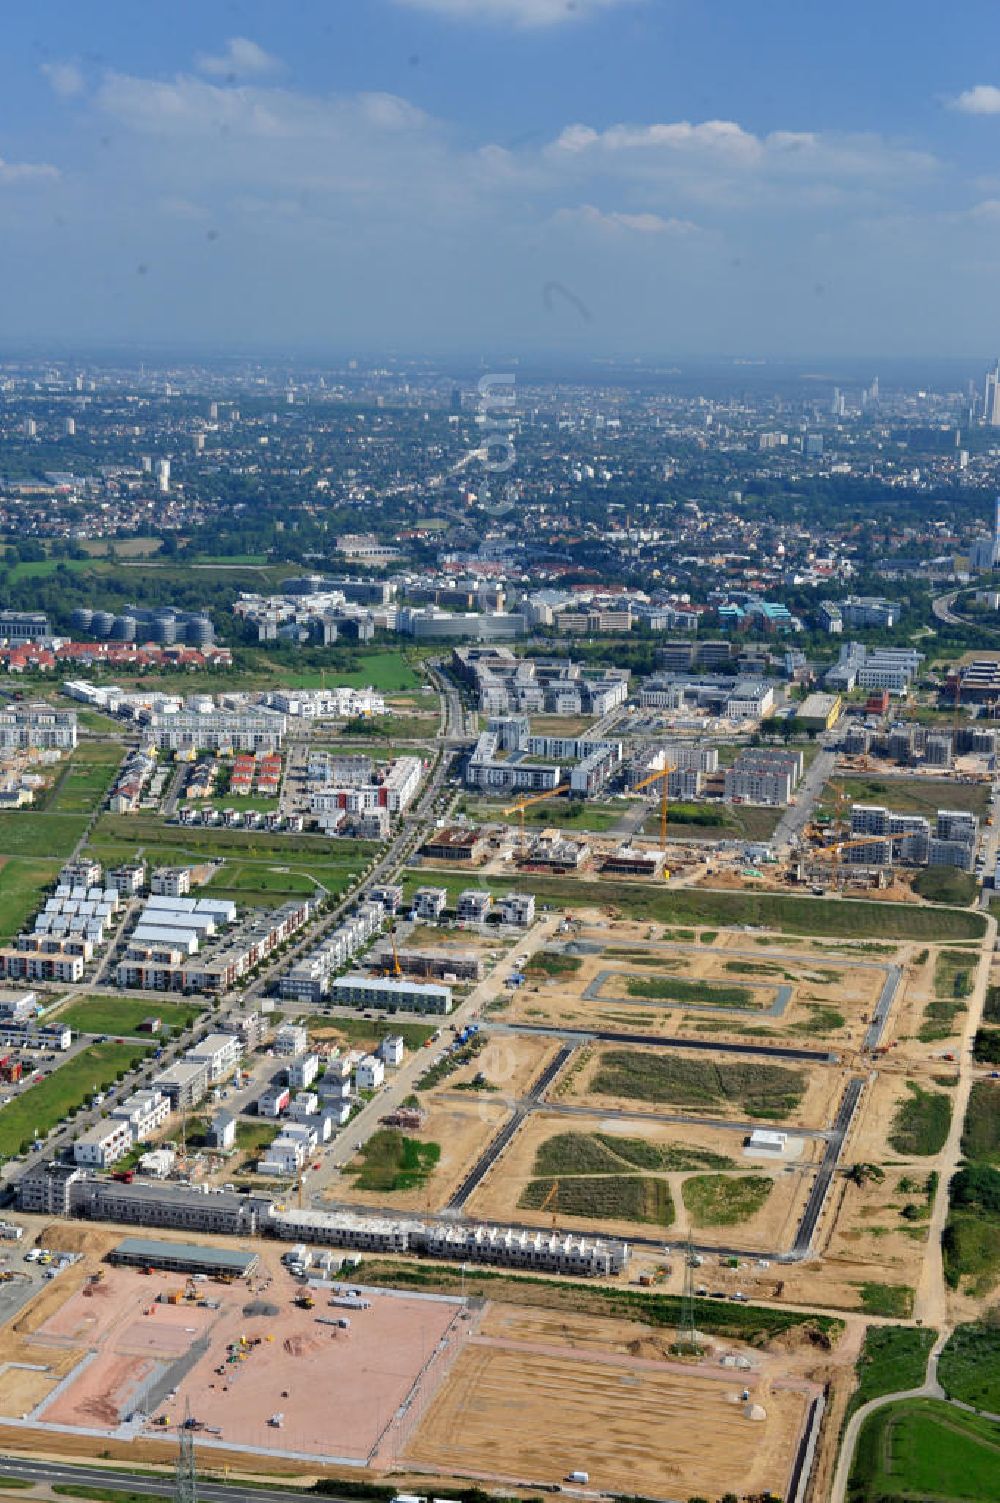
[5,1,1000,355]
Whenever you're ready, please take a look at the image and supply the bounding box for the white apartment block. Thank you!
[266,687,385,719]
[185,1033,242,1084]
[0,704,77,751]
[150,707,286,753]
[498,892,535,926]
[73,1118,133,1168]
[355,1055,385,1091]
[274,1023,309,1057]
[289,1052,319,1090]
[111,1089,171,1142]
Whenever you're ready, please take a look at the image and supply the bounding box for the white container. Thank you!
[566,1473,589,1485]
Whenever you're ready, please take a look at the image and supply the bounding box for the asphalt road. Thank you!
[792,1074,865,1256]
[0,1455,342,1503]
[487,1019,836,1063]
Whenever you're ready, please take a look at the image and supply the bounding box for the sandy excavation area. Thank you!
[13,1255,465,1462]
[329,1096,513,1214]
[404,1336,809,1499]
[434,1033,562,1099]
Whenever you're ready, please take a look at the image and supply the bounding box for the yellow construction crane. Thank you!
[631,761,677,880]
[503,783,571,857]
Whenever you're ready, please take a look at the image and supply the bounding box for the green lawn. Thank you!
[0,812,89,859]
[305,1014,437,1051]
[627,975,759,1008]
[847,1325,936,1419]
[404,869,987,940]
[531,1131,734,1176]
[44,743,123,815]
[856,1282,915,1318]
[848,1399,1000,1502]
[0,858,61,942]
[52,995,203,1037]
[347,1129,440,1191]
[888,1081,952,1156]
[681,1173,773,1226]
[0,1042,152,1159]
[940,1323,1000,1414]
[825,776,991,823]
[962,1083,1000,1164]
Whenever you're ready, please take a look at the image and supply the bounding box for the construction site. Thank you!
[0,1223,819,1501]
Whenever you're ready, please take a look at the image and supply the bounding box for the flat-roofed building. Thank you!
[329,974,453,1015]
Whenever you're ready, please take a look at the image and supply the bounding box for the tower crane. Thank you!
[503,783,571,857]
[631,760,677,880]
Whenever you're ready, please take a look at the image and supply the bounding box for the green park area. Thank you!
[0,1042,151,1159]
[848,1399,1000,1502]
[0,812,89,860]
[43,741,123,815]
[53,995,203,1037]
[888,1081,952,1155]
[939,1323,1000,1414]
[847,1324,937,1419]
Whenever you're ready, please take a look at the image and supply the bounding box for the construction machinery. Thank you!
[631,761,677,880]
[503,783,571,858]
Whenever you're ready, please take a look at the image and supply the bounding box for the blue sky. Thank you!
[4,0,1000,358]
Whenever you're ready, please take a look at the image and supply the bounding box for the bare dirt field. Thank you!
[496,929,887,1051]
[330,1097,512,1213]
[432,1033,560,1099]
[5,1253,465,1463]
[404,1335,810,1499]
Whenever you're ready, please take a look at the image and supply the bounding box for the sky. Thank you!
[5,0,1000,360]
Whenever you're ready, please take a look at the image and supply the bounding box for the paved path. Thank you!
[829,1328,948,1503]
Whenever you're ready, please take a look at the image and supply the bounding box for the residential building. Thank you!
[328,975,453,1015]
[73,1118,133,1169]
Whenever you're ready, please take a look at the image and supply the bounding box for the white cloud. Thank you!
[394,0,635,26]
[949,84,1000,115]
[195,37,281,80]
[0,157,58,185]
[556,203,699,233]
[41,61,85,98]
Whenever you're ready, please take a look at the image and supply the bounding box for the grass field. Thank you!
[0,811,89,859]
[847,1325,937,1419]
[525,952,582,978]
[888,1081,953,1156]
[826,776,991,823]
[347,1129,440,1191]
[53,995,202,1037]
[944,1162,1000,1295]
[939,1323,1000,1414]
[848,1399,1000,1502]
[681,1173,773,1226]
[0,1041,151,1158]
[519,1174,675,1226]
[44,742,122,815]
[531,1131,734,1175]
[961,1083,1000,1164]
[405,869,986,940]
[857,1282,915,1318]
[0,857,61,942]
[920,948,977,1042]
[627,975,758,1008]
[306,1014,436,1051]
[91,813,380,864]
[464,796,632,834]
[588,1050,806,1119]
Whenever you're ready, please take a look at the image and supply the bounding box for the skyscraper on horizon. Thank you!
[984,361,1000,426]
